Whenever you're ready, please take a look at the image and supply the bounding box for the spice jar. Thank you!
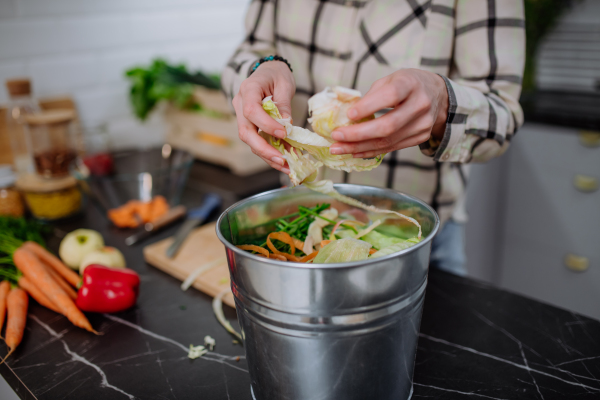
[0,165,25,217]
[24,110,78,178]
[16,173,82,220]
[4,78,40,175]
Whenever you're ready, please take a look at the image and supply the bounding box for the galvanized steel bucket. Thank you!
[217,184,439,400]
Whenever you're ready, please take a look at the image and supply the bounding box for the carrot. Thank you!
[0,288,28,365]
[45,265,77,300]
[18,276,61,313]
[23,241,80,287]
[0,281,10,338]
[13,247,96,334]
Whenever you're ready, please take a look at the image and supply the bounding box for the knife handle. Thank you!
[146,205,187,231]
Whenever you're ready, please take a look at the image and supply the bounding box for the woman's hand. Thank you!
[329,69,449,158]
[232,61,296,174]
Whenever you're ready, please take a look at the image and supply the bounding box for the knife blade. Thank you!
[165,193,222,258]
[125,205,187,246]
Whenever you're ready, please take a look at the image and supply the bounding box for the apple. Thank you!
[80,246,126,275]
[59,229,105,269]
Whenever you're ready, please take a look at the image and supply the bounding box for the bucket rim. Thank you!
[216,183,440,270]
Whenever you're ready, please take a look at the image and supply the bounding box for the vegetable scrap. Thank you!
[213,289,242,341]
[204,335,216,351]
[107,195,169,228]
[261,91,423,240]
[236,203,422,264]
[188,344,208,359]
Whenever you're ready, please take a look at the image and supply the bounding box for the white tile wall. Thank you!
[0,0,248,149]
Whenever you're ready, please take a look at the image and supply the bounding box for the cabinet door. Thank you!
[499,124,600,320]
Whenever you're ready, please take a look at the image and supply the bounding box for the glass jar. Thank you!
[16,173,82,220]
[24,109,78,178]
[4,78,40,175]
[0,165,25,217]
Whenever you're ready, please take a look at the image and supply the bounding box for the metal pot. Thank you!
[217,184,439,400]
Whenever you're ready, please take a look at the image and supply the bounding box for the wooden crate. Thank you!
[165,89,270,176]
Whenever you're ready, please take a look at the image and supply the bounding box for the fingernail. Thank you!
[331,131,345,141]
[329,146,344,155]
[274,129,286,139]
[348,109,358,119]
[271,156,285,166]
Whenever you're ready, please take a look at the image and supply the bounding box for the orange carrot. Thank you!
[13,247,96,334]
[18,277,61,314]
[0,281,10,338]
[45,265,77,300]
[23,241,80,287]
[0,288,28,365]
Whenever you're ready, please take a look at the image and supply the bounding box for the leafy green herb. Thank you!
[125,58,222,120]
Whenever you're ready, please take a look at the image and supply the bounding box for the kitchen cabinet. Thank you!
[497,123,600,319]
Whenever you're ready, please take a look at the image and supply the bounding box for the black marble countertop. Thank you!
[1,201,600,399]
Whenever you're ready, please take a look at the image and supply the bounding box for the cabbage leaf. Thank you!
[369,237,422,259]
[313,238,371,264]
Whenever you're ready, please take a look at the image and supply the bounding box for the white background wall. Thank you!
[0,0,248,149]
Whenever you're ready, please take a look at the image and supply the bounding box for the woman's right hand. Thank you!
[232,61,296,174]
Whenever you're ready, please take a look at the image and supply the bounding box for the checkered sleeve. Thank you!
[419,0,525,163]
[221,0,277,107]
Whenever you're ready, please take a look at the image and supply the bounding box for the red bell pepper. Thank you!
[76,265,140,313]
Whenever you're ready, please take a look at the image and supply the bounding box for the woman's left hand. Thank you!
[329,69,449,158]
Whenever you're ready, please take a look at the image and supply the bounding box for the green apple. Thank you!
[59,229,105,269]
[80,246,126,275]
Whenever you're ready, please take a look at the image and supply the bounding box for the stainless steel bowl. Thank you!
[217,184,439,400]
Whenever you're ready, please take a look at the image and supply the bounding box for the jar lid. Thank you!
[0,165,16,188]
[15,173,77,192]
[24,109,76,126]
[5,78,31,97]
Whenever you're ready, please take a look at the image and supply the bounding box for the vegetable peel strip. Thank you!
[266,232,299,261]
[299,251,319,263]
[237,245,270,258]
[181,257,226,291]
[212,289,242,341]
[304,180,422,239]
[354,220,382,240]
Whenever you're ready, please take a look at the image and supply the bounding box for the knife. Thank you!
[125,205,187,246]
[165,193,222,258]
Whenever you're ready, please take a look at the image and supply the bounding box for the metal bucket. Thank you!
[217,184,439,400]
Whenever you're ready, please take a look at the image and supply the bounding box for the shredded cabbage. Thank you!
[361,230,404,250]
[261,95,382,176]
[307,208,338,245]
[369,237,422,259]
[313,238,371,264]
[261,90,422,239]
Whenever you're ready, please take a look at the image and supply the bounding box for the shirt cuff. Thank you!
[419,75,472,163]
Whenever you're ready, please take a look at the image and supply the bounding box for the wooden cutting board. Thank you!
[143,222,235,308]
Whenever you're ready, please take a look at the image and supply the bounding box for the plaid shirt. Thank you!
[222,0,525,225]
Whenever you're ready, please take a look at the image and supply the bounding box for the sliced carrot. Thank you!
[149,196,169,222]
[320,240,332,248]
[18,276,61,313]
[0,288,28,365]
[237,245,270,258]
[23,241,80,287]
[267,232,296,255]
[269,254,288,261]
[299,251,319,263]
[292,238,304,253]
[13,247,96,334]
[369,248,378,255]
[0,281,10,338]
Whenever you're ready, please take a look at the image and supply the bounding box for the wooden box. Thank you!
[165,88,269,176]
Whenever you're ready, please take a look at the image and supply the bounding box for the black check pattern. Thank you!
[222,0,525,225]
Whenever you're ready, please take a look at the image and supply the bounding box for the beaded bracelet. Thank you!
[250,55,293,75]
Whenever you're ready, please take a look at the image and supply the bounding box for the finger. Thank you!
[272,80,295,119]
[236,112,290,173]
[352,132,431,159]
[240,83,287,139]
[346,78,413,122]
[331,105,413,143]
